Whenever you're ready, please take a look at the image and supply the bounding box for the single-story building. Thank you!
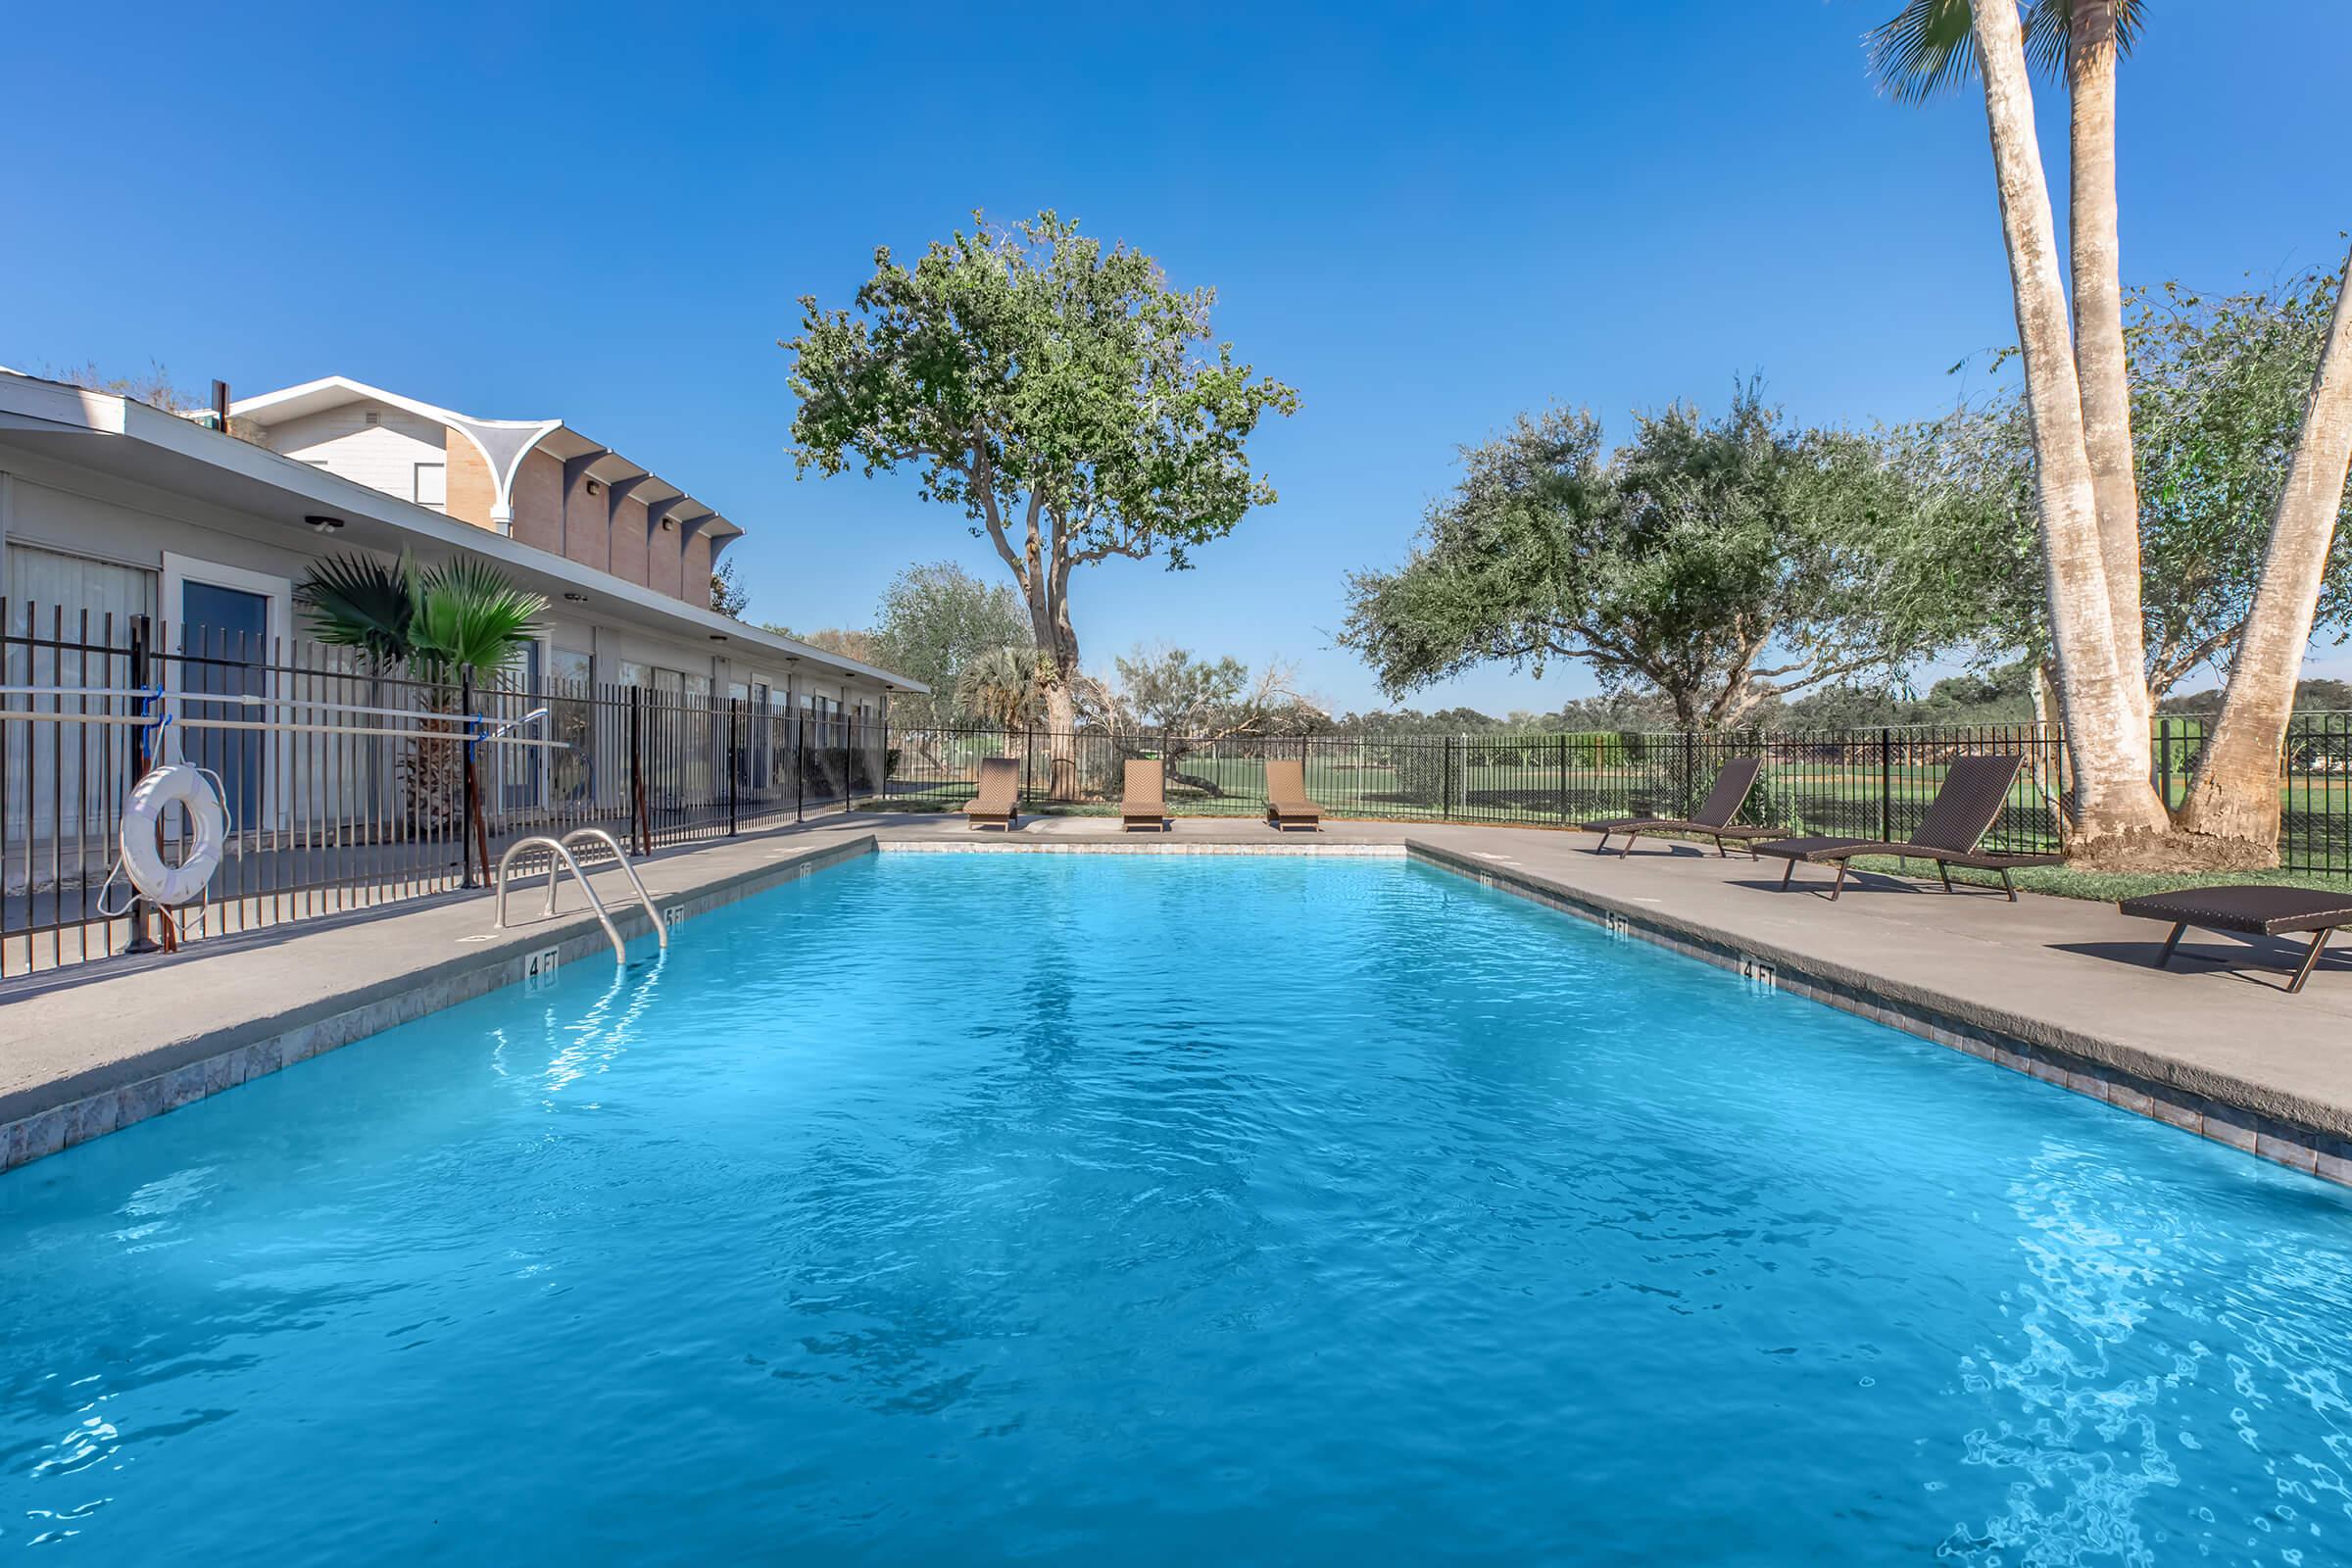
[1,368,919,914]
[0,368,917,723]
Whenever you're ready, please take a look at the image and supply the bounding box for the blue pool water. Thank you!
[6,854,2352,1563]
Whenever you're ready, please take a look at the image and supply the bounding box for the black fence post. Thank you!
[842,718,853,815]
[123,614,159,955]
[727,697,741,836]
[794,710,805,824]
[629,685,651,855]
[1558,733,1569,823]
[1441,736,1454,821]
[2157,716,2174,808]
[1878,726,1893,843]
[2048,717,2067,857]
[1681,729,1696,818]
[459,669,480,888]
[1025,727,1037,808]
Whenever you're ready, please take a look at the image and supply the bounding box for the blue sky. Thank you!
[6,2,2346,714]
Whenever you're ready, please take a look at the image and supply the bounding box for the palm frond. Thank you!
[409,557,548,678]
[294,551,416,665]
[955,645,1051,730]
[1866,0,1980,103]
[2025,0,2146,76]
[1870,0,2144,101]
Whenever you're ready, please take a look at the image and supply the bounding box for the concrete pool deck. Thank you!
[4,812,2350,1183]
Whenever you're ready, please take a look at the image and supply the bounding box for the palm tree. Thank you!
[1873,0,2167,851]
[2174,271,2352,851]
[404,558,548,682]
[296,551,547,680]
[1870,1,2352,862]
[294,550,416,671]
[1871,2,2149,746]
[956,646,1052,750]
[296,553,547,846]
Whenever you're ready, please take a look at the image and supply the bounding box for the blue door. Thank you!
[180,580,269,829]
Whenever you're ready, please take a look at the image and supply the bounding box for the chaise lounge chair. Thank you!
[2117,884,2352,995]
[963,755,1020,831]
[1264,759,1323,832]
[1122,759,1170,832]
[1752,753,2059,902]
[1579,756,1781,858]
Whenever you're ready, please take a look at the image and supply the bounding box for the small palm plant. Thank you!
[296,552,547,840]
[406,558,548,682]
[295,550,416,670]
[956,646,1052,752]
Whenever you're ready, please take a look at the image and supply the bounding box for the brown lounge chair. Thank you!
[1122,759,1170,832]
[963,755,1019,830]
[1579,756,1781,858]
[1753,753,2059,901]
[2118,885,2352,995]
[1265,759,1322,832]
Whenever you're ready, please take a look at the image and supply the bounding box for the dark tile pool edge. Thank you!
[1408,840,2352,1189]
[0,835,879,1177]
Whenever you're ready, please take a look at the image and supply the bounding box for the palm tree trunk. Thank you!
[2065,0,2151,737]
[2173,246,2352,857]
[1970,0,2169,851]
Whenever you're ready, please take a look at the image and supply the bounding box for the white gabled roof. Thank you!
[231,374,742,545]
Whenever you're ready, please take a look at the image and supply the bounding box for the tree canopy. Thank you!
[784,210,1298,758]
[1894,266,2352,701]
[1342,390,1936,728]
[850,562,1031,727]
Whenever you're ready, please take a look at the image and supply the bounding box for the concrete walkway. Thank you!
[4,812,2349,1183]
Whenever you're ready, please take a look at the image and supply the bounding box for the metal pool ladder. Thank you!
[493,828,668,963]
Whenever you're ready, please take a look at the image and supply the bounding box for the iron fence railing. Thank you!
[2151,711,2352,876]
[876,724,2073,855]
[881,717,2352,873]
[11,601,2352,979]
[3,604,881,977]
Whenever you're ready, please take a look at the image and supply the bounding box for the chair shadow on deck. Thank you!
[2049,933,2352,995]
[1723,865,1964,900]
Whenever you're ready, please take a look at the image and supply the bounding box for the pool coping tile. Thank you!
[1403,839,2352,1194]
[0,833,879,1177]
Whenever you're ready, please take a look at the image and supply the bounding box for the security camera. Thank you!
[306,514,345,534]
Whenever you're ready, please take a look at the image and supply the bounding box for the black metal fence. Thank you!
[2152,712,2352,876]
[3,605,881,977]
[879,715,2352,872]
[876,724,2072,853]
[11,601,2352,980]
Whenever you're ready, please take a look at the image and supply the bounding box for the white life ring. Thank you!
[121,764,227,906]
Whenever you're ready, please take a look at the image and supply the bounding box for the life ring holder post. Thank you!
[123,619,164,956]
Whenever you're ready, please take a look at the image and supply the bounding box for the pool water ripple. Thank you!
[4,854,2351,1563]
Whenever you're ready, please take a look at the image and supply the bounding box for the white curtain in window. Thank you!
[7,544,157,638]
[5,545,160,851]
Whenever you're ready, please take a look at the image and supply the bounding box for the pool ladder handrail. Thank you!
[493,828,668,963]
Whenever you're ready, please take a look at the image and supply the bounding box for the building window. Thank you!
[5,543,159,634]
[550,647,592,690]
[414,463,447,511]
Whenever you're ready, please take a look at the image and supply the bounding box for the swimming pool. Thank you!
[4,851,2349,1562]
